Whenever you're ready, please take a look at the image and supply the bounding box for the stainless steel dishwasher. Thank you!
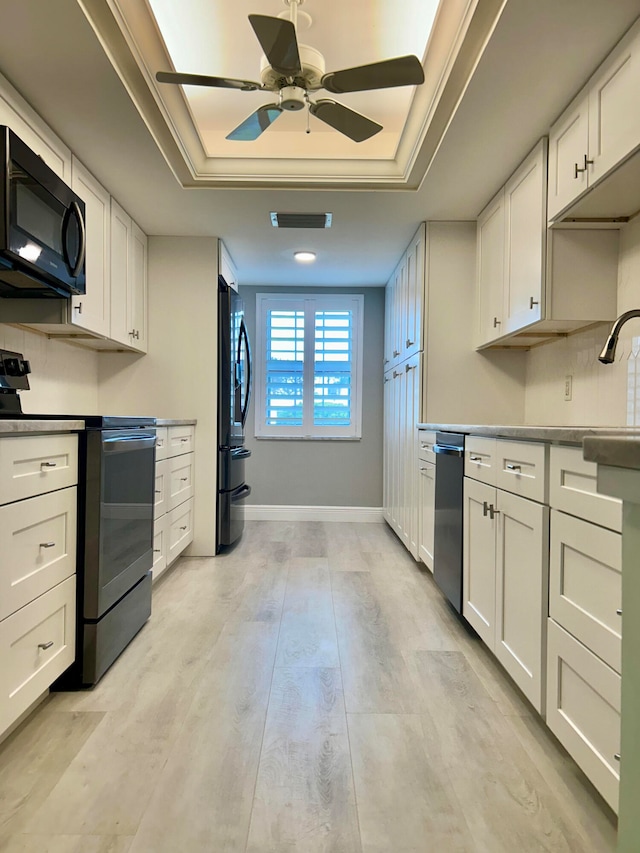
[433,432,465,613]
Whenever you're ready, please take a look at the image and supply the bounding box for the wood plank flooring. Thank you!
[0,521,617,852]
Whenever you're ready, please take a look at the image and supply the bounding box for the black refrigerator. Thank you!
[217,277,252,552]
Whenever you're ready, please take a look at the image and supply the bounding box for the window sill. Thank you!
[255,435,361,441]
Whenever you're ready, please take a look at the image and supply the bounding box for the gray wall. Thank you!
[241,285,384,507]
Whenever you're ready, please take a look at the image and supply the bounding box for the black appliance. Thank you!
[0,350,155,686]
[0,126,86,298]
[433,431,465,613]
[217,277,252,551]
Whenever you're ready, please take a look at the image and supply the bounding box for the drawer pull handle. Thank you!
[39,542,56,549]
[393,350,400,357]
[616,609,622,616]
[406,339,414,348]
[179,525,188,531]
[506,463,521,472]
[180,438,189,443]
[180,477,189,482]
[614,753,621,762]
[153,548,161,553]
[38,641,54,651]
[421,443,432,450]
[40,461,57,469]
[470,455,482,462]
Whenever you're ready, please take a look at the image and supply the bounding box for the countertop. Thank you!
[0,420,85,434]
[417,423,640,444]
[583,435,640,471]
[155,419,197,426]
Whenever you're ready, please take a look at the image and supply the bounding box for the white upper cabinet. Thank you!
[476,139,618,350]
[476,190,505,346]
[70,157,111,338]
[502,140,547,336]
[219,241,238,291]
[110,199,148,353]
[0,71,71,181]
[384,224,426,368]
[548,17,640,222]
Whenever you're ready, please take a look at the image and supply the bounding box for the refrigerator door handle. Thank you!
[231,483,251,502]
[232,447,252,459]
[238,319,252,428]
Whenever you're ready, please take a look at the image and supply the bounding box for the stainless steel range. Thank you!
[0,348,156,685]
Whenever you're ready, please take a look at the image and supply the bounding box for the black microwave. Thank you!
[0,126,86,298]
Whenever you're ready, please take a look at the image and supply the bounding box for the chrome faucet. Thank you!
[599,310,640,364]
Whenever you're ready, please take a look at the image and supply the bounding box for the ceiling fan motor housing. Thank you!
[279,85,306,110]
[260,44,325,90]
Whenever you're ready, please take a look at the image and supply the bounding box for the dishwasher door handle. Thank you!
[433,445,464,457]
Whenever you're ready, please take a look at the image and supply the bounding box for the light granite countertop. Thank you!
[417,423,640,444]
[155,419,197,426]
[0,420,85,434]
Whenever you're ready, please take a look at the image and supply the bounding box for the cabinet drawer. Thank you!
[465,436,497,486]
[152,516,168,581]
[167,425,195,457]
[167,498,194,565]
[495,439,547,503]
[0,434,78,505]
[155,427,169,461]
[549,445,621,531]
[168,452,194,510]
[546,619,620,812]
[154,459,170,518]
[0,576,76,734]
[0,488,77,620]
[418,430,436,463]
[550,510,621,673]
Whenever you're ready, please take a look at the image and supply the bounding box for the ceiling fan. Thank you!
[155,0,425,143]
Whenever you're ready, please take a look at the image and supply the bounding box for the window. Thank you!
[255,293,364,439]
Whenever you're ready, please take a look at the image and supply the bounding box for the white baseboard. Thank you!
[244,505,384,523]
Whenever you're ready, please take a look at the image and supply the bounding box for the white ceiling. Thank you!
[0,0,638,287]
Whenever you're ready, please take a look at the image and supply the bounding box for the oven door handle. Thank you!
[231,483,251,502]
[102,434,157,453]
[433,444,464,457]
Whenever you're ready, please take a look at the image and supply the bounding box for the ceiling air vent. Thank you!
[270,212,333,229]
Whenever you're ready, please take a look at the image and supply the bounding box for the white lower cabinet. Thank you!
[463,475,549,712]
[152,424,195,582]
[0,432,78,739]
[546,619,621,812]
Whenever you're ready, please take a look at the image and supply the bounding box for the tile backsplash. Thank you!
[525,217,640,427]
[0,324,98,414]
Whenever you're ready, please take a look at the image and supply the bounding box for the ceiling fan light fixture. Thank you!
[294,251,316,263]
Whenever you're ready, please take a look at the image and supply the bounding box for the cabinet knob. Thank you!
[483,501,490,517]
[616,609,622,616]
[529,297,539,309]
[38,641,54,651]
[129,330,140,340]
[405,363,416,372]
[393,350,400,357]
[406,339,414,348]
[614,753,621,762]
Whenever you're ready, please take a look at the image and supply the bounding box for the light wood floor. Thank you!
[0,521,618,852]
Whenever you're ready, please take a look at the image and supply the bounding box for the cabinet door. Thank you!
[70,158,111,337]
[502,139,547,336]
[547,91,589,221]
[402,355,421,559]
[418,460,435,571]
[129,221,148,353]
[462,477,496,646]
[383,279,394,370]
[393,261,406,364]
[494,489,549,712]
[404,224,425,359]
[383,372,392,523]
[588,19,640,186]
[109,198,131,346]
[476,190,505,345]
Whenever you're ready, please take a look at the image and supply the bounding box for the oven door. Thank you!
[83,429,156,619]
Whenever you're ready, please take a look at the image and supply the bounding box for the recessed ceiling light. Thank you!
[294,251,316,263]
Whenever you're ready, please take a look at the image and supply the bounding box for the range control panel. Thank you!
[0,349,31,390]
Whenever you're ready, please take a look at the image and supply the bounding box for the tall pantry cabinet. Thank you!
[383,225,425,558]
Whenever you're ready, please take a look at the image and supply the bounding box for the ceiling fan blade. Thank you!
[321,55,425,94]
[156,71,262,91]
[226,104,283,141]
[248,15,301,77]
[309,100,382,143]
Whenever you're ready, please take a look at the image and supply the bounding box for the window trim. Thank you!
[254,292,364,440]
